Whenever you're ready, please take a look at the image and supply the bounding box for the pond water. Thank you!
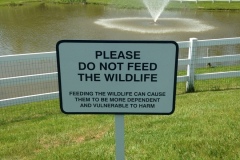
[0,3,240,55]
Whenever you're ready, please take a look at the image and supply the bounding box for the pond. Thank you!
[0,3,240,55]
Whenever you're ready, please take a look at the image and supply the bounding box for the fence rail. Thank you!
[0,37,240,107]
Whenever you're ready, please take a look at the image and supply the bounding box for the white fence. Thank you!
[0,37,240,107]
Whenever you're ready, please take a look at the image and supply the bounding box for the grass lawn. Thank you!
[167,1,240,10]
[1,0,240,10]
[1,89,240,159]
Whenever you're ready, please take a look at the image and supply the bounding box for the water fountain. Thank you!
[95,0,214,34]
[142,0,170,22]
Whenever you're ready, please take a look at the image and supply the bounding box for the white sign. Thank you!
[56,40,178,114]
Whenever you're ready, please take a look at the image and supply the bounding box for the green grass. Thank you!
[1,89,240,159]
[176,65,240,93]
[1,0,240,10]
[110,1,240,10]
[178,64,240,76]
[167,1,240,10]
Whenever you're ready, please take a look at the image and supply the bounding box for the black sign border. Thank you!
[56,40,179,115]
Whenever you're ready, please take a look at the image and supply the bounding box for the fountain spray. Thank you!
[142,0,170,22]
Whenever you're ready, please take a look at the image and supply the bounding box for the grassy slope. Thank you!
[167,1,240,10]
[1,0,240,10]
[0,89,240,159]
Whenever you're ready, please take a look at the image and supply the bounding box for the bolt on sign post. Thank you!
[56,40,179,159]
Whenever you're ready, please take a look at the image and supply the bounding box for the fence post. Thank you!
[186,38,197,92]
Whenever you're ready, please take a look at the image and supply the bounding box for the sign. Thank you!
[56,40,178,114]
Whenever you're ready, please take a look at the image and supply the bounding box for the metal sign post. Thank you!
[115,114,125,160]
